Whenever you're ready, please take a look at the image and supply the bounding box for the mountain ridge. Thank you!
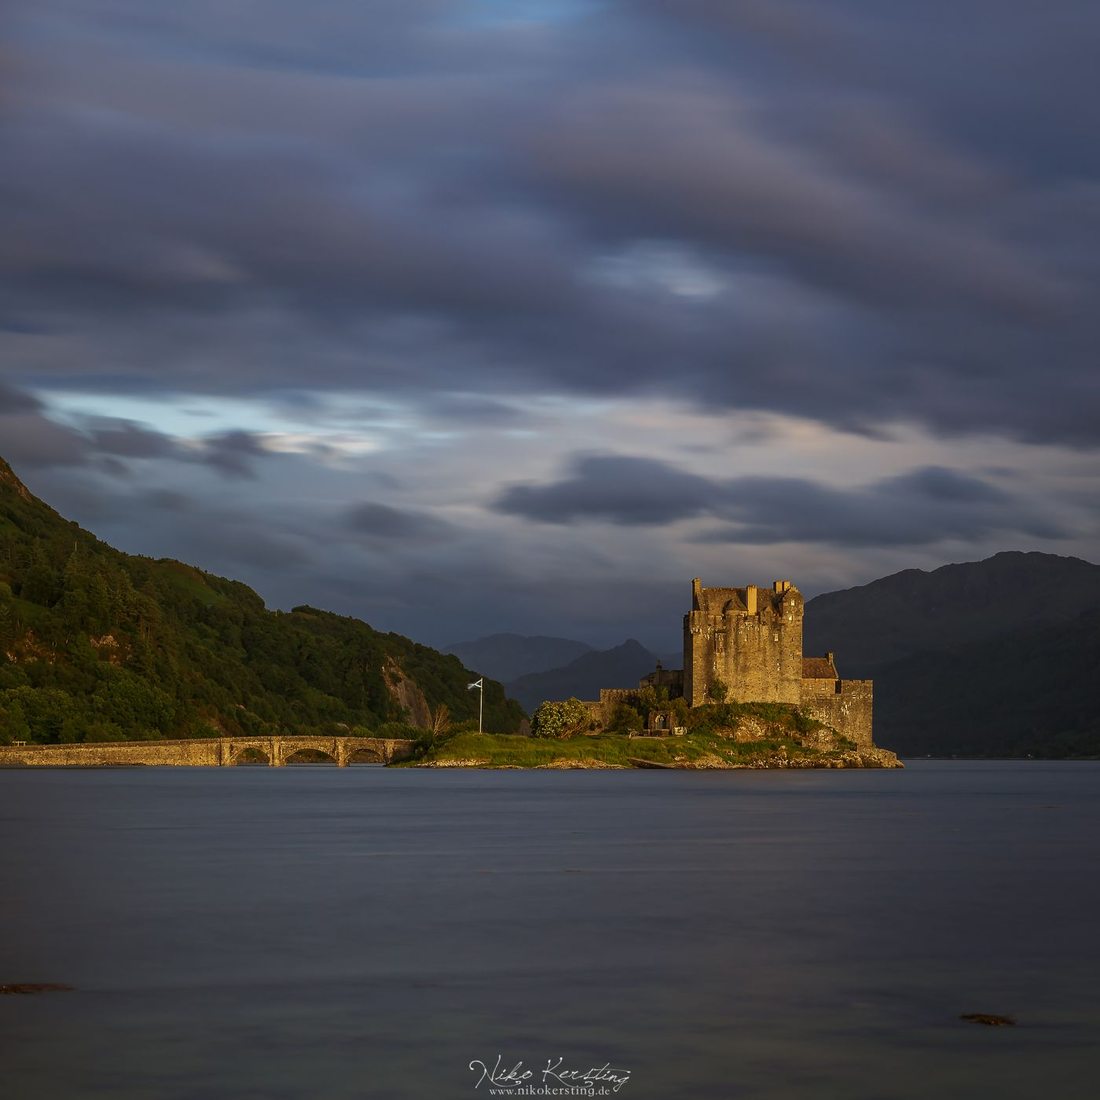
[505,638,665,713]
[804,550,1100,676]
[446,633,594,683]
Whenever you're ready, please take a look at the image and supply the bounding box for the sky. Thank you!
[2,1,1099,652]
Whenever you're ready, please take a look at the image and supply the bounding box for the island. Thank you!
[403,577,902,769]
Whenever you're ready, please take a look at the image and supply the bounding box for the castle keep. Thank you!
[602,577,874,748]
[684,578,804,707]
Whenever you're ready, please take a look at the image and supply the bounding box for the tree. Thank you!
[19,546,61,607]
[606,701,643,734]
[428,703,452,737]
[0,699,30,744]
[531,698,590,739]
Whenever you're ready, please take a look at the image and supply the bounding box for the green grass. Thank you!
[399,729,835,769]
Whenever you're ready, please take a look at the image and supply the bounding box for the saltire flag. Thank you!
[467,679,483,690]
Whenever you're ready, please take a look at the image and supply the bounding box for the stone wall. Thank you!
[800,676,840,699]
[799,680,874,749]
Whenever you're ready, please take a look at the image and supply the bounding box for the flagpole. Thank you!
[467,677,484,734]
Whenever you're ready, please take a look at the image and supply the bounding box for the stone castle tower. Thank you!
[680,577,874,748]
[590,577,875,748]
[683,578,804,707]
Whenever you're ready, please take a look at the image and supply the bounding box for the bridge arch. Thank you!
[230,745,271,765]
[282,746,339,766]
[344,745,387,765]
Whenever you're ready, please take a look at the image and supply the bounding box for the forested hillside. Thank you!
[0,457,523,744]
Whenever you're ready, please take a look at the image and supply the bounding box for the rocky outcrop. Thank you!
[659,748,903,769]
[0,459,33,503]
[382,659,432,728]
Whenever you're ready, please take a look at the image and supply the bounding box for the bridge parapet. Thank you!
[0,736,415,768]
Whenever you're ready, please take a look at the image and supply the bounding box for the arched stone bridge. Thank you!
[0,736,416,768]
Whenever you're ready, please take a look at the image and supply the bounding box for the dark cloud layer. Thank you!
[344,502,453,542]
[495,454,1063,548]
[1,4,1098,647]
[1,1,1098,444]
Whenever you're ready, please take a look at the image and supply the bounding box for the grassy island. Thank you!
[400,701,903,769]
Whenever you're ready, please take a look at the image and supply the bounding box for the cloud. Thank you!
[0,381,43,415]
[200,430,267,478]
[87,420,179,459]
[1,1,1098,647]
[496,455,717,525]
[494,453,1065,547]
[0,413,90,467]
[0,1,1096,447]
[344,502,454,542]
[143,488,194,512]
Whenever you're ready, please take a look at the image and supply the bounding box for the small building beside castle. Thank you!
[593,577,874,749]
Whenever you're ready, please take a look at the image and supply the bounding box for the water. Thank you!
[1,761,1098,1099]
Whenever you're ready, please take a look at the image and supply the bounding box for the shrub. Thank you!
[531,698,590,739]
[376,721,425,739]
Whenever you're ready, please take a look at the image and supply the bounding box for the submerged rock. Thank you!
[960,1013,1016,1027]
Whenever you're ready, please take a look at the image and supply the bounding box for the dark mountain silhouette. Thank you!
[446,633,593,683]
[874,608,1100,757]
[804,551,1100,757]
[505,639,663,713]
[805,551,1100,676]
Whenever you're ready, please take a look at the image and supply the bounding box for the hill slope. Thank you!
[446,633,593,683]
[804,551,1100,757]
[505,639,662,712]
[0,457,523,743]
[873,609,1100,758]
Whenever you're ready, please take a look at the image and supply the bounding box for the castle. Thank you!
[598,578,873,748]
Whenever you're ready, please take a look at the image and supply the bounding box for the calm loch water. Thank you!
[2,761,1098,1099]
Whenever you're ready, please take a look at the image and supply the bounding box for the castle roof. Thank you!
[802,656,838,680]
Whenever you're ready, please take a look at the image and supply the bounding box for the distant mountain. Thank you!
[446,633,593,683]
[803,551,1100,758]
[804,551,1100,676]
[875,608,1100,758]
[505,639,662,712]
[0,456,524,744]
